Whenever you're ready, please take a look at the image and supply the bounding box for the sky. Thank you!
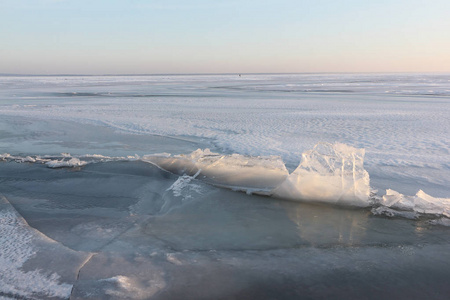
[1,0,449,74]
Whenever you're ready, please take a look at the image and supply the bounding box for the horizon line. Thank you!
[1,71,449,77]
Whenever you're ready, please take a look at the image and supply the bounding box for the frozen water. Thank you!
[1,162,450,299]
[46,157,87,168]
[378,189,450,218]
[0,195,90,299]
[1,74,449,198]
[6,143,448,219]
[144,149,289,194]
[273,143,370,206]
[1,73,450,299]
[145,143,372,206]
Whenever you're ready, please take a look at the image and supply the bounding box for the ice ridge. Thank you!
[372,189,450,219]
[273,143,370,206]
[2,143,449,221]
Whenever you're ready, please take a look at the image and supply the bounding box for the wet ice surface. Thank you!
[1,161,450,299]
[0,194,89,299]
[1,74,450,299]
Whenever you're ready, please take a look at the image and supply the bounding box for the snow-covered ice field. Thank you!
[0,73,449,299]
[1,73,449,196]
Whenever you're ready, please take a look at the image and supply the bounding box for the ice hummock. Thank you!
[144,143,449,220]
[273,143,371,206]
[144,142,371,206]
[373,189,450,219]
[3,142,450,220]
[0,152,140,168]
[143,149,289,194]
[46,157,87,168]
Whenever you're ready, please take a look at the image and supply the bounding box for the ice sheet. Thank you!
[0,195,90,299]
[1,159,450,299]
[1,74,449,198]
[1,74,450,299]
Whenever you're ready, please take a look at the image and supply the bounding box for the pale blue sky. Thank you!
[1,0,449,74]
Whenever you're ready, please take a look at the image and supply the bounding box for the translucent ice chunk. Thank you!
[273,143,371,206]
[0,153,11,160]
[46,157,87,168]
[144,143,371,205]
[165,170,204,202]
[143,150,289,194]
[381,189,450,217]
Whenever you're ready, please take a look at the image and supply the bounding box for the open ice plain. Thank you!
[0,73,449,299]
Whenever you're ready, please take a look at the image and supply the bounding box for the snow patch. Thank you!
[0,196,73,298]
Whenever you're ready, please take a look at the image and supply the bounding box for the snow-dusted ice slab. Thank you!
[0,195,90,299]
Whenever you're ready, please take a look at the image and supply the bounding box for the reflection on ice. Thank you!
[71,252,167,300]
[283,202,369,246]
[102,275,166,299]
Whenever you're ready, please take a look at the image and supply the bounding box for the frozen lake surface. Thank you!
[0,74,449,299]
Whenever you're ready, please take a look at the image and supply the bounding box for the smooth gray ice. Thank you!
[1,159,450,299]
